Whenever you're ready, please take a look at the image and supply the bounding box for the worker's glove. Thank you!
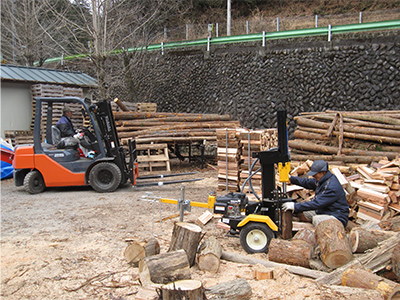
[282,202,295,212]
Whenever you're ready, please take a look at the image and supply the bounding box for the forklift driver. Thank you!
[55,105,80,149]
[282,160,349,228]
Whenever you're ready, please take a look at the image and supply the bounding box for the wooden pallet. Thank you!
[4,130,34,146]
[136,143,170,172]
[136,103,157,112]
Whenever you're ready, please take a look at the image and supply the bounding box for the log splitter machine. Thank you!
[213,109,292,253]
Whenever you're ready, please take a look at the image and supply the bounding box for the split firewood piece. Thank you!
[204,278,252,300]
[124,237,160,267]
[196,236,222,273]
[350,227,396,253]
[168,222,203,267]
[139,249,191,285]
[268,239,313,268]
[161,279,204,300]
[316,218,353,269]
[196,210,213,226]
[342,267,399,299]
[292,228,317,248]
[392,241,400,280]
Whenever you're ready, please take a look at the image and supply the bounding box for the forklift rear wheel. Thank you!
[24,170,45,194]
[89,162,122,193]
[239,222,274,254]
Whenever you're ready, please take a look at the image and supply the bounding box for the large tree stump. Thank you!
[139,249,191,285]
[197,236,222,273]
[124,237,160,267]
[342,267,399,299]
[168,222,203,267]
[292,228,317,248]
[204,278,252,300]
[350,228,396,253]
[161,279,204,300]
[268,239,313,268]
[392,241,400,280]
[316,218,353,269]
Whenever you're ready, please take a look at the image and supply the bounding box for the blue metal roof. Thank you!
[0,64,98,88]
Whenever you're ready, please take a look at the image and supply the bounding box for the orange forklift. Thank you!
[13,97,137,193]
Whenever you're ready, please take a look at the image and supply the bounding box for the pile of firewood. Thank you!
[289,110,400,165]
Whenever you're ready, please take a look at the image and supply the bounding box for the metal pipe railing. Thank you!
[39,19,400,65]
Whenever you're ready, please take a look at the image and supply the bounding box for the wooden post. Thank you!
[281,210,293,240]
[168,222,203,267]
[114,98,129,111]
[316,218,353,269]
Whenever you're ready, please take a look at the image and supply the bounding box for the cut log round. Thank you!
[392,241,400,280]
[342,267,399,299]
[139,249,191,285]
[123,238,160,267]
[316,218,353,269]
[350,228,396,253]
[197,236,222,273]
[268,239,313,268]
[204,278,252,300]
[388,286,400,300]
[292,228,317,248]
[161,279,204,300]
[168,222,203,267]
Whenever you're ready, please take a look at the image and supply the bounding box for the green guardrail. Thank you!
[39,19,400,65]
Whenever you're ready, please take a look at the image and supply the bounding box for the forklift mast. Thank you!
[91,100,131,184]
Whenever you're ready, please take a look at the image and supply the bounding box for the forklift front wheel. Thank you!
[24,170,45,194]
[239,222,274,254]
[89,162,122,193]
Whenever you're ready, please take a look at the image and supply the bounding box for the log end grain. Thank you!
[324,250,354,269]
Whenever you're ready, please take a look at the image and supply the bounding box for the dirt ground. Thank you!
[1,160,359,299]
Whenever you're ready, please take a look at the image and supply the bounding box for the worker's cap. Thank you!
[307,160,328,176]
[63,105,73,113]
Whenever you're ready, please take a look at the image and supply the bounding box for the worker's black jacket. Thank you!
[56,115,75,137]
[290,171,349,227]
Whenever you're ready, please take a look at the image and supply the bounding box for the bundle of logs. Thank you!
[289,110,400,165]
[125,214,400,300]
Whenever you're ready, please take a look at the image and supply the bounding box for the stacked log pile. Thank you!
[113,110,240,147]
[289,110,400,165]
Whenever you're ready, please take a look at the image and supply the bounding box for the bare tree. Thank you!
[42,0,186,100]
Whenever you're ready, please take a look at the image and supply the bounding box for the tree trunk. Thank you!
[316,218,353,269]
[204,278,252,300]
[268,239,313,268]
[124,237,160,267]
[168,222,203,267]
[350,228,396,253]
[292,228,317,248]
[197,237,222,273]
[161,279,204,300]
[342,267,399,299]
[291,154,389,164]
[139,249,190,285]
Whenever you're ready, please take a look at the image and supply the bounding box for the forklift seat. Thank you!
[52,125,61,146]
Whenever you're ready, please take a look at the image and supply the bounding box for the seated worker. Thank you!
[282,160,349,228]
[57,105,75,137]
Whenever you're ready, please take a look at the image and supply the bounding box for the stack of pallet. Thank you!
[239,129,278,198]
[289,110,400,165]
[4,130,34,146]
[111,99,157,113]
[216,128,242,192]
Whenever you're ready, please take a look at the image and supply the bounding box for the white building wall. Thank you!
[1,82,33,138]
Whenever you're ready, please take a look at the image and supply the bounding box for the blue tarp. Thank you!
[1,139,14,180]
